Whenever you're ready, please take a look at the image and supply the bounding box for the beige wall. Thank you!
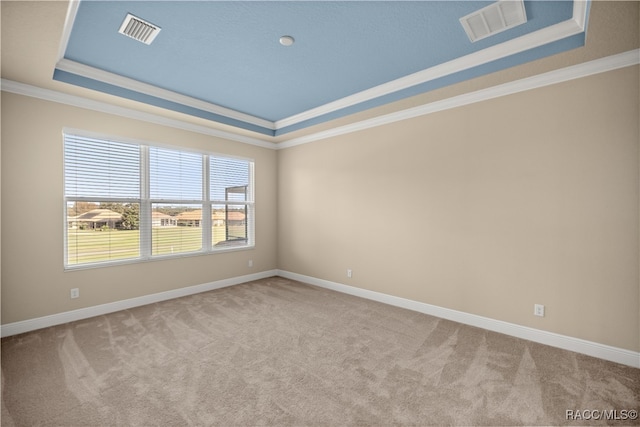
[1,92,278,324]
[278,65,640,352]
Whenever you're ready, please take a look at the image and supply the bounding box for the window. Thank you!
[64,131,254,269]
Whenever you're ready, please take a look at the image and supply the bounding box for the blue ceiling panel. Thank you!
[55,1,587,136]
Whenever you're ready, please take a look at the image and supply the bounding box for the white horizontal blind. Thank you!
[64,135,141,265]
[63,131,255,269]
[150,147,202,200]
[150,146,204,255]
[210,157,250,202]
[65,135,140,198]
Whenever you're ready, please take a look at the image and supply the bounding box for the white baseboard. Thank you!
[277,270,640,369]
[1,270,278,338]
[4,268,637,368]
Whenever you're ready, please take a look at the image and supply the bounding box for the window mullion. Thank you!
[202,155,211,250]
[140,145,151,259]
[248,162,255,246]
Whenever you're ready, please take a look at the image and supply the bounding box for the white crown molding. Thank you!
[277,270,640,368]
[0,270,278,338]
[572,0,589,30]
[55,58,276,130]
[3,49,637,151]
[276,49,640,149]
[274,1,589,129]
[0,78,277,150]
[56,0,80,63]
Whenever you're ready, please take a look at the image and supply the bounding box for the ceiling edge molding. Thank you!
[571,0,589,29]
[3,49,636,151]
[274,1,589,130]
[276,49,639,150]
[55,59,275,130]
[0,79,277,150]
[56,0,80,63]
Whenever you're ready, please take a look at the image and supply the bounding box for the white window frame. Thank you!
[63,128,255,270]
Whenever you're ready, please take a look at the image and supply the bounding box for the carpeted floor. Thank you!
[1,276,639,426]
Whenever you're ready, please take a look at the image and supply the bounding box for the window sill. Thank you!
[64,244,255,271]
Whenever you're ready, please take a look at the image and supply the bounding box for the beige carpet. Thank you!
[2,276,638,426]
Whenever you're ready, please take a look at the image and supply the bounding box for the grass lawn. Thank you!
[67,225,246,265]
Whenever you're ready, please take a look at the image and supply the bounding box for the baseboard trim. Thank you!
[277,270,640,368]
[4,269,637,368]
[0,270,278,338]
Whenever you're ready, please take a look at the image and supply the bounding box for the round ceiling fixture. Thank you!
[279,35,295,46]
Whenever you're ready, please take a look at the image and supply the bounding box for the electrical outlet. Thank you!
[534,304,545,317]
[248,259,253,268]
[70,288,80,299]
[347,269,352,278]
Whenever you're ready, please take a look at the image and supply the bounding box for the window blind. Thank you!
[64,135,141,266]
[65,135,140,199]
[150,146,204,255]
[150,146,202,201]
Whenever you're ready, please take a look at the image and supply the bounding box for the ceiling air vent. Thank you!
[460,0,527,43]
[118,13,161,45]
